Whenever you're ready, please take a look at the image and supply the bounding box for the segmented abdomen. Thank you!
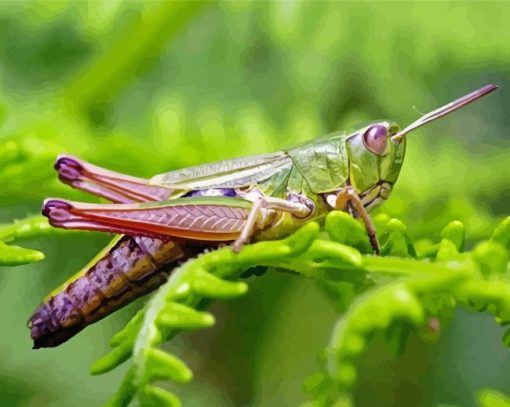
[28,236,203,348]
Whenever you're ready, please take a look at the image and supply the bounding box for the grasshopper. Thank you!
[29,84,497,348]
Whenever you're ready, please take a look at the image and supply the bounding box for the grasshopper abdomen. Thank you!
[29,236,195,348]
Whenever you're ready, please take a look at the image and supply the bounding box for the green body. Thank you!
[43,122,406,303]
[150,121,406,240]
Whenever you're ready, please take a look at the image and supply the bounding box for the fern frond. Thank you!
[94,222,320,406]
[0,215,83,266]
[305,215,510,406]
[0,239,44,266]
[0,215,56,242]
[0,215,69,266]
[87,212,510,406]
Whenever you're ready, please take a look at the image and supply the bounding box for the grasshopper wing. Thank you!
[150,152,292,191]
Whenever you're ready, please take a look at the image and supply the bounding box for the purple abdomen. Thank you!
[28,236,200,348]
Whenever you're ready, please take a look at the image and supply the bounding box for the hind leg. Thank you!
[54,155,172,203]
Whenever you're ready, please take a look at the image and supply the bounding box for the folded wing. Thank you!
[150,152,292,191]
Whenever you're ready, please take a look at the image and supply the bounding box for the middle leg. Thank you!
[232,193,314,252]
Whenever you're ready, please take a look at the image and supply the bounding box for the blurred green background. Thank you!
[1,1,509,406]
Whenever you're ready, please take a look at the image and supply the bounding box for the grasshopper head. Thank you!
[345,121,405,208]
[345,84,498,209]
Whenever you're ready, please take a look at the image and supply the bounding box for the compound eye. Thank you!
[363,124,388,155]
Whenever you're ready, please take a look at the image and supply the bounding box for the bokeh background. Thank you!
[1,1,509,406]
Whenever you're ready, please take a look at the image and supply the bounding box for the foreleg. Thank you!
[335,187,380,255]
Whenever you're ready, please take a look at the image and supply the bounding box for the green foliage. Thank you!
[65,1,211,115]
[0,216,61,266]
[0,215,85,266]
[304,214,510,406]
[87,212,510,406]
[0,240,44,266]
[93,223,319,406]
[1,1,510,405]
[477,388,510,407]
